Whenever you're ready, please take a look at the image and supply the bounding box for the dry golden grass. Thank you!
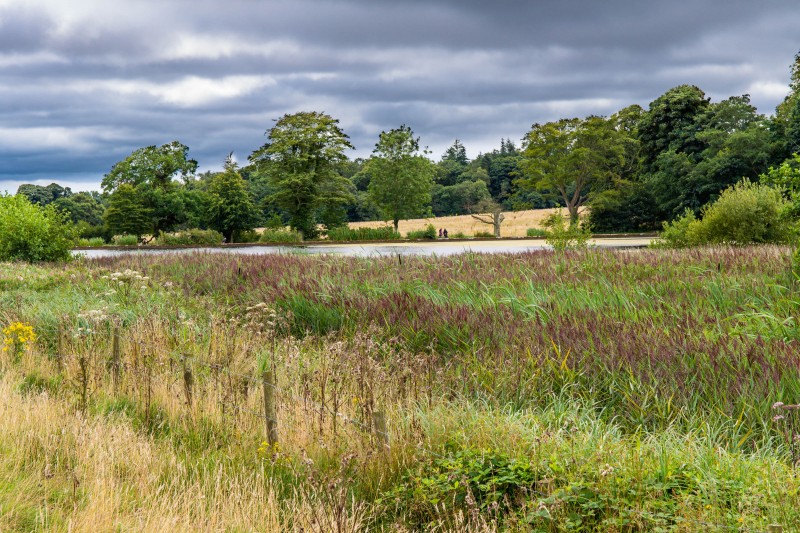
[0,336,377,532]
[349,208,574,238]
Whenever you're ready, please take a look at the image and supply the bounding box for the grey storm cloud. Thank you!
[0,0,799,193]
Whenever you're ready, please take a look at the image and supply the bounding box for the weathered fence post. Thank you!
[56,321,65,372]
[111,325,121,393]
[182,358,194,409]
[372,410,389,452]
[262,370,278,446]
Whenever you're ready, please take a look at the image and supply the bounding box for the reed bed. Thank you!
[1,246,799,531]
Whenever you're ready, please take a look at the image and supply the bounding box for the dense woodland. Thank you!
[14,52,800,242]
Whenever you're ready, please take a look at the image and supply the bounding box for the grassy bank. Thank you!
[1,247,799,531]
[349,207,574,238]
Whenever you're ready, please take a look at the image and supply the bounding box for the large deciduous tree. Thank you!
[249,111,354,238]
[102,141,198,191]
[103,184,152,240]
[205,158,259,242]
[102,141,199,238]
[518,116,624,224]
[637,85,710,174]
[366,125,435,230]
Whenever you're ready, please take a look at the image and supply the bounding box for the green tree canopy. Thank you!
[102,141,198,192]
[248,111,354,238]
[774,51,800,157]
[16,183,72,205]
[205,159,259,242]
[518,116,624,223]
[366,125,435,230]
[101,141,199,238]
[103,184,153,240]
[472,139,521,208]
[645,94,777,218]
[637,85,710,173]
[52,192,105,226]
[431,180,491,217]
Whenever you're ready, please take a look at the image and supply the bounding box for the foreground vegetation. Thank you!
[1,247,800,531]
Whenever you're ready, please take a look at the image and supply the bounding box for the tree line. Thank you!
[14,51,800,243]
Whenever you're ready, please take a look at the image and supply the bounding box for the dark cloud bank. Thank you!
[1,0,798,192]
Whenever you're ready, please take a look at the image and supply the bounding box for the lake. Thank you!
[74,237,653,258]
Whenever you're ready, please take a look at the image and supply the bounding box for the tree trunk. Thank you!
[568,205,579,226]
[393,218,399,232]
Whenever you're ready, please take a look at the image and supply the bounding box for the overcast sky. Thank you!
[1,0,798,193]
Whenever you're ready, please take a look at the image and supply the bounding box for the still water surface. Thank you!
[75,238,652,259]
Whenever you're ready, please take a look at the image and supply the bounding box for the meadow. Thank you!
[348,208,574,238]
[1,246,799,531]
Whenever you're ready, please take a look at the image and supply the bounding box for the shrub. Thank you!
[76,237,105,247]
[473,231,495,238]
[0,194,76,262]
[327,226,401,241]
[451,231,467,239]
[526,227,548,237]
[654,179,794,248]
[406,224,437,240]
[652,209,698,248]
[233,229,260,243]
[381,447,540,527]
[543,212,591,251]
[111,234,139,246]
[155,229,224,246]
[259,228,303,243]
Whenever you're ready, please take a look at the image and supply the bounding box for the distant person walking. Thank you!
[443,229,448,239]
[438,228,443,238]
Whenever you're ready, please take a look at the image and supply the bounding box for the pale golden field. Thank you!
[349,208,574,237]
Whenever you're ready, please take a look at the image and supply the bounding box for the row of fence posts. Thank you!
[43,323,788,531]
[54,323,390,452]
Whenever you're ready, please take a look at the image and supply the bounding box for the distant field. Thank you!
[349,207,574,237]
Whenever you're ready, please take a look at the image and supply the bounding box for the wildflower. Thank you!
[772,402,785,410]
[2,322,36,359]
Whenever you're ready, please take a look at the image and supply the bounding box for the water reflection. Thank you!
[74,238,650,259]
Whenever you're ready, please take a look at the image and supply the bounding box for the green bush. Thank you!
[473,230,495,238]
[451,231,467,239]
[406,224,437,240]
[381,447,540,527]
[0,194,76,262]
[233,229,260,243]
[111,234,139,246]
[655,179,794,248]
[526,227,548,237]
[259,228,303,243]
[155,229,224,246]
[327,225,401,241]
[543,212,591,251]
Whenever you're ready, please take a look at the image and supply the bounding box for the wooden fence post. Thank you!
[182,358,194,409]
[372,410,389,452]
[56,322,64,372]
[111,326,121,393]
[262,370,278,446]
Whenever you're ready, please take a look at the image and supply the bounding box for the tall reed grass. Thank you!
[2,246,799,530]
